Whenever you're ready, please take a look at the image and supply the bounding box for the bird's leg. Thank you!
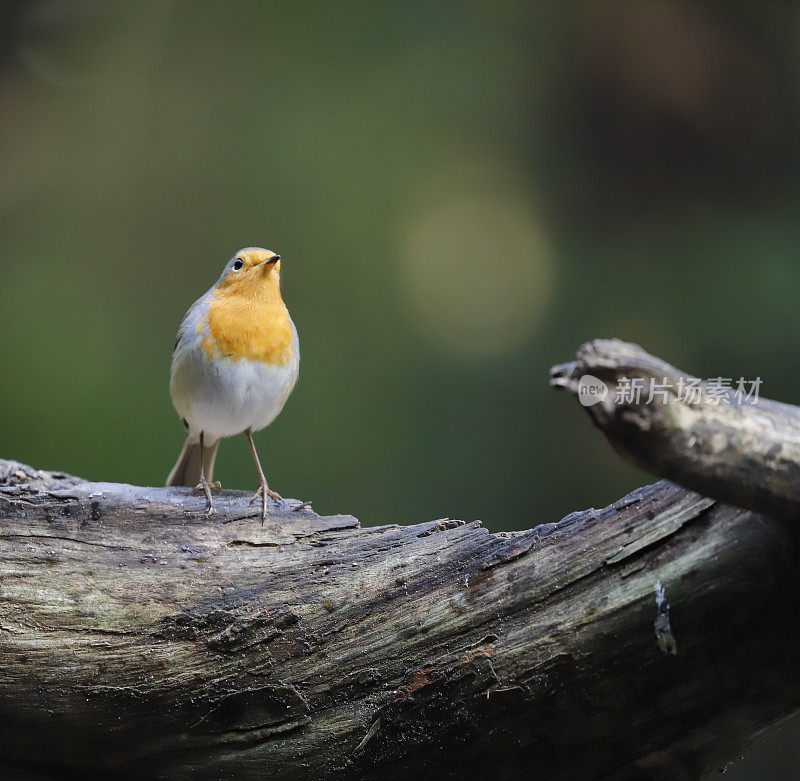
[245,428,283,521]
[195,431,216,515]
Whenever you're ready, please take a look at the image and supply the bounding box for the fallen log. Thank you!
[0,340,797,779]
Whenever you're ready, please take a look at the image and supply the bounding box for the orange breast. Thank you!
[202,286,294,365]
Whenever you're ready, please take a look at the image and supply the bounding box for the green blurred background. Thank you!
[1,1,799,776]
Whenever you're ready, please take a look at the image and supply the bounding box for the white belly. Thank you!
[170,327,299,442]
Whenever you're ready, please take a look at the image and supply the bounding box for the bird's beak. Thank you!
[258,255,281,275]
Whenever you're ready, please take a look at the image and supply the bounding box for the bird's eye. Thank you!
[233,258,244,270]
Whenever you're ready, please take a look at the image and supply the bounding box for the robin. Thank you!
[167,247,299,520]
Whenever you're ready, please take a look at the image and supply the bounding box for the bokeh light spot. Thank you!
[400,165,557,359]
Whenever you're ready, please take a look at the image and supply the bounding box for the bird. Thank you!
[167,247,299,520]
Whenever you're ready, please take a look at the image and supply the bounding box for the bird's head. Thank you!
[216,247,282,298]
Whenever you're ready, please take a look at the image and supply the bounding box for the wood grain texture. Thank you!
[0,450,798,779]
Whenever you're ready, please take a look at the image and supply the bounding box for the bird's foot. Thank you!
[195,478,221,515]
[250,480,284,522]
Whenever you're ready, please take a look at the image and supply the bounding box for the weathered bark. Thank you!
[551,338,800,521]
[0,340,799,779]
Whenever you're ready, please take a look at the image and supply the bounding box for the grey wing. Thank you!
[172,289,213,358]
[173,319,189,356]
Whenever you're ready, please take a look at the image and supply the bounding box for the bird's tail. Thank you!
[166,438,219,487]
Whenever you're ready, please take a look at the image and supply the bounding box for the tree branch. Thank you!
[0,341,799,778]
[551,338,800,521]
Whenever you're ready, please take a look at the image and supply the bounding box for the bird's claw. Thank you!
[194,477,220,515]
[249,483,283,504]
[251,481,285,523]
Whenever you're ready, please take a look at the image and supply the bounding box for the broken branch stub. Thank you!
[551,338,800,522]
